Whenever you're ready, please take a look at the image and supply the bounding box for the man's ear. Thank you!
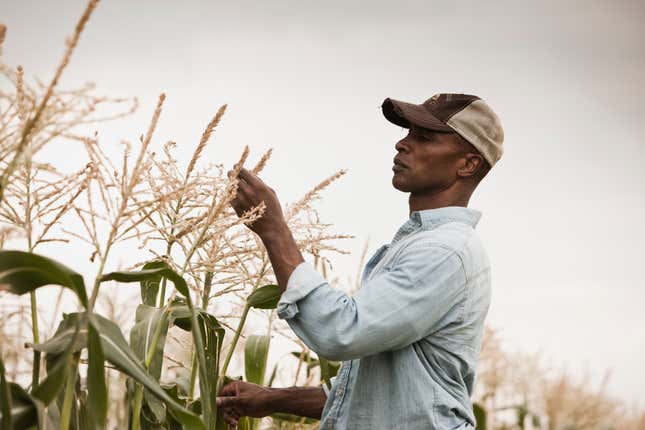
[457,153,484,179]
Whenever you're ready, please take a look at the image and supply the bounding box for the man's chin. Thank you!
[391,176,412,193]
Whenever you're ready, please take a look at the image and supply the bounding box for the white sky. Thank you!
[2,0,644,408]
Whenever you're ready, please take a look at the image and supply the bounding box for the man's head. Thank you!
[383,94,503,198]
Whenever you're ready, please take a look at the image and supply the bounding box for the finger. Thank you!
[226,410,240,428]
[216,396,236,408]
[217,381,240,398]
[237,168,264,187]
[236,175,254,196]
[231,198,255,220]
[222,409,237,427]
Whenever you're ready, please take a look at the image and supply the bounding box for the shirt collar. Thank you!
[392,206,482,244]
[412,206,482,229]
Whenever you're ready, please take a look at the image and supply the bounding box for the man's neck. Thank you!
[408,191,471,217]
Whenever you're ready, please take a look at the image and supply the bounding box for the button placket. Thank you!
[330,360,353,422]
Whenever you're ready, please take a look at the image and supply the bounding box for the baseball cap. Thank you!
[381,93,504,167]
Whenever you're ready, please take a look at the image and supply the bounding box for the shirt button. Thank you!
[336,388,344,396]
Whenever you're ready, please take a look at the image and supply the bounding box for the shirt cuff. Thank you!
[277,261,327,320]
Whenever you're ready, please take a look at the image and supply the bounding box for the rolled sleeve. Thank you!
[277,262,327,320]
[276,240,467,361]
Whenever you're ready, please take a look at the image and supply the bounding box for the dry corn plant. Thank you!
[0,2,351,430]
[472,328,645,430]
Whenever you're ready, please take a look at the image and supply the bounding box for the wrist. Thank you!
[266,387,290,414]
[256,220,290,243]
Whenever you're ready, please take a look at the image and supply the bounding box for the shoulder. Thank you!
[396,223,490,277]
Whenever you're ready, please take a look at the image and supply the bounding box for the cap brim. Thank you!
[381,98,454,132]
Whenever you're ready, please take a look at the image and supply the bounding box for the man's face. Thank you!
[392,125,468,193]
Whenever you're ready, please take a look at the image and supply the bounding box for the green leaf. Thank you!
[267,364,278,388]
[290,350,311,360]
[160,383,184,430]
[31,315,82,406]
[167,299,193,330]
[130,304,170,427]
[319,357,340,390]
[88,313,205,430]
[0,250,88,308]
[130,305,169,380]
[101,266,220,430]
[474,402,487,430]
[87,324,108,429]
[168,300,224,430]
[270,412,318,425]
[139,261,167,306]
[101,265,189,298]
[244,335,270,430]
[186,311,224,430]
[161,367,191,399]
[77,387,92,430]
[244,335,270,386]
[0,353,11,430]
[32,313,87,356]
[246,285,281,309]
[0,383,45,430]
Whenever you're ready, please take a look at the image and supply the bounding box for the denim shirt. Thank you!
[277,206,491,430]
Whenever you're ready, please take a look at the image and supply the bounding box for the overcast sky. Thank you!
[2,0,644,407]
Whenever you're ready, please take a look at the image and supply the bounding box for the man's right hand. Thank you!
[216,380,276,427]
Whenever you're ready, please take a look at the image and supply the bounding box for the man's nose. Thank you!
[395,137,410,153]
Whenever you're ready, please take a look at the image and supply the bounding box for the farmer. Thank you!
[218,93,504,429]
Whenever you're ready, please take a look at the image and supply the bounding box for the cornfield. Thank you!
[0,2,348,429]
[2,2,645,430]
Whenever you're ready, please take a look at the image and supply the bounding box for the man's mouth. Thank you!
[393,158,407,172]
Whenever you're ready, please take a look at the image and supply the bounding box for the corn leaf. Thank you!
[270,412,318,425]
[267,364,278,388]
[244,335,270,386]
[318,357,340,390]
[473,403,487,430]
[0,353,11,430]
[130,304,170,426]
[87,324,108,429]
[100,265,189,298]
[169,300,225,430]
[244,335,270,430]
[139,261,167,306]
[101,265,217,429]
[0,250,88,308]
[246,284,281,309]
[32,313,87,356]
[88,313,206,430]
[131,305,169,380]
[31,316,82,406]
[0,383,44,430]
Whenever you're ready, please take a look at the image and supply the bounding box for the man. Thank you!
[218,93,504,429]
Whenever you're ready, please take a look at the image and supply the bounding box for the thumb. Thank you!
[216,396,238,408]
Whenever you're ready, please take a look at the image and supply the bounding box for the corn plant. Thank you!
[0,2,350,429]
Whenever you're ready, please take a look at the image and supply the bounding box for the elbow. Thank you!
[309,337,365,362]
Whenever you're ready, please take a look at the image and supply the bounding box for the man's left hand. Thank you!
[227,167,287,237]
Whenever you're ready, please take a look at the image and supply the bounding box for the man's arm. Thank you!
[228,168,467,362]
[227,167,303,291]
[272,386,327,418]
[216,381,326,427]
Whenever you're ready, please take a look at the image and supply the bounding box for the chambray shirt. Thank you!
[277,206,491,430]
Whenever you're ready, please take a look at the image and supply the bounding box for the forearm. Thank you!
[259,223,304,292]
[270,386,327,419]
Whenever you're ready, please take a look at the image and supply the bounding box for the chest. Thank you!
[360,234,421,285]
